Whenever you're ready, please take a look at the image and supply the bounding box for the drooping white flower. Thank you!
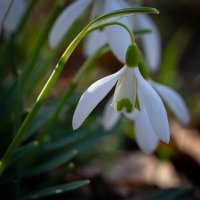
[0,0,26,36]
[72,65,170,146]
[49,0,161,70]
[102,80,190,153]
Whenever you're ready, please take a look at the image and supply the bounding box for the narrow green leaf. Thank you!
[21,180,90,200]
[24,102,58,140]
[10,141,39,165]
[43,121,109,154]
[43,129,89,152]
[41,163,75,187]
[90,7,159,29]
[21,150,77,178]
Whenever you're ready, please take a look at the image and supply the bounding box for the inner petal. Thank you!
[113,67,137,113]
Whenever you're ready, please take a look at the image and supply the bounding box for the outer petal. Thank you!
[134,109,159,154]
[102,97,121,130]
[72,66,126,130]
[0,0,26,34]
[49,0,92,48]
[104,0,132,63]
[135,14,161,71]
[135,68,170,143]
[151,81,190,125]
[84,30,107,56]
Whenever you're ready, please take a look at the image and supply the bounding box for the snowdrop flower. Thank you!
[72,44,170,149]
[0,0,26,36]
[49,0,161,71]
[102,80,190,153]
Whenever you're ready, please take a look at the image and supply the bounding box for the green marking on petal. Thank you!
[116,98,133,113]
[135,80,140,111]
[135,95,140,111]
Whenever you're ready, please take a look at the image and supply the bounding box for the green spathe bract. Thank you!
[116,98,133,113]
[126,43,140,67]
[0,7,159,176]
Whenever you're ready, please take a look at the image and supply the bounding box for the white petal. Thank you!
[49,0,92,48]
[84,30,107,56]
[135,68,170,143]
[102,97,121,130]
[135,14,161,71]
[104,0,132,63]
[72,66,126,130]
[113,67,137,112]
[0,0,26,34]
[134,109,159,154]
[151,81,190,125]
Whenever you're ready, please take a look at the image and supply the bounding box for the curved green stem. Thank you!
[87,21,135,44]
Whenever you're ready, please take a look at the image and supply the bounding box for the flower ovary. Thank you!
[126,43,140,68]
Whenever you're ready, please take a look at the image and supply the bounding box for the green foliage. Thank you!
[0,0,195,199]
[21,180,90,200]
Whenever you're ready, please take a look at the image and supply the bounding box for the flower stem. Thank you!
[38,45,109,142]
[87,21,135,44]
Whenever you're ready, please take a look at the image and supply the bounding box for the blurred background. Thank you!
[0,0,200,199]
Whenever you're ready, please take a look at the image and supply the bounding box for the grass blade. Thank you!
[21,180,90,200]
[21,150,77,178]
